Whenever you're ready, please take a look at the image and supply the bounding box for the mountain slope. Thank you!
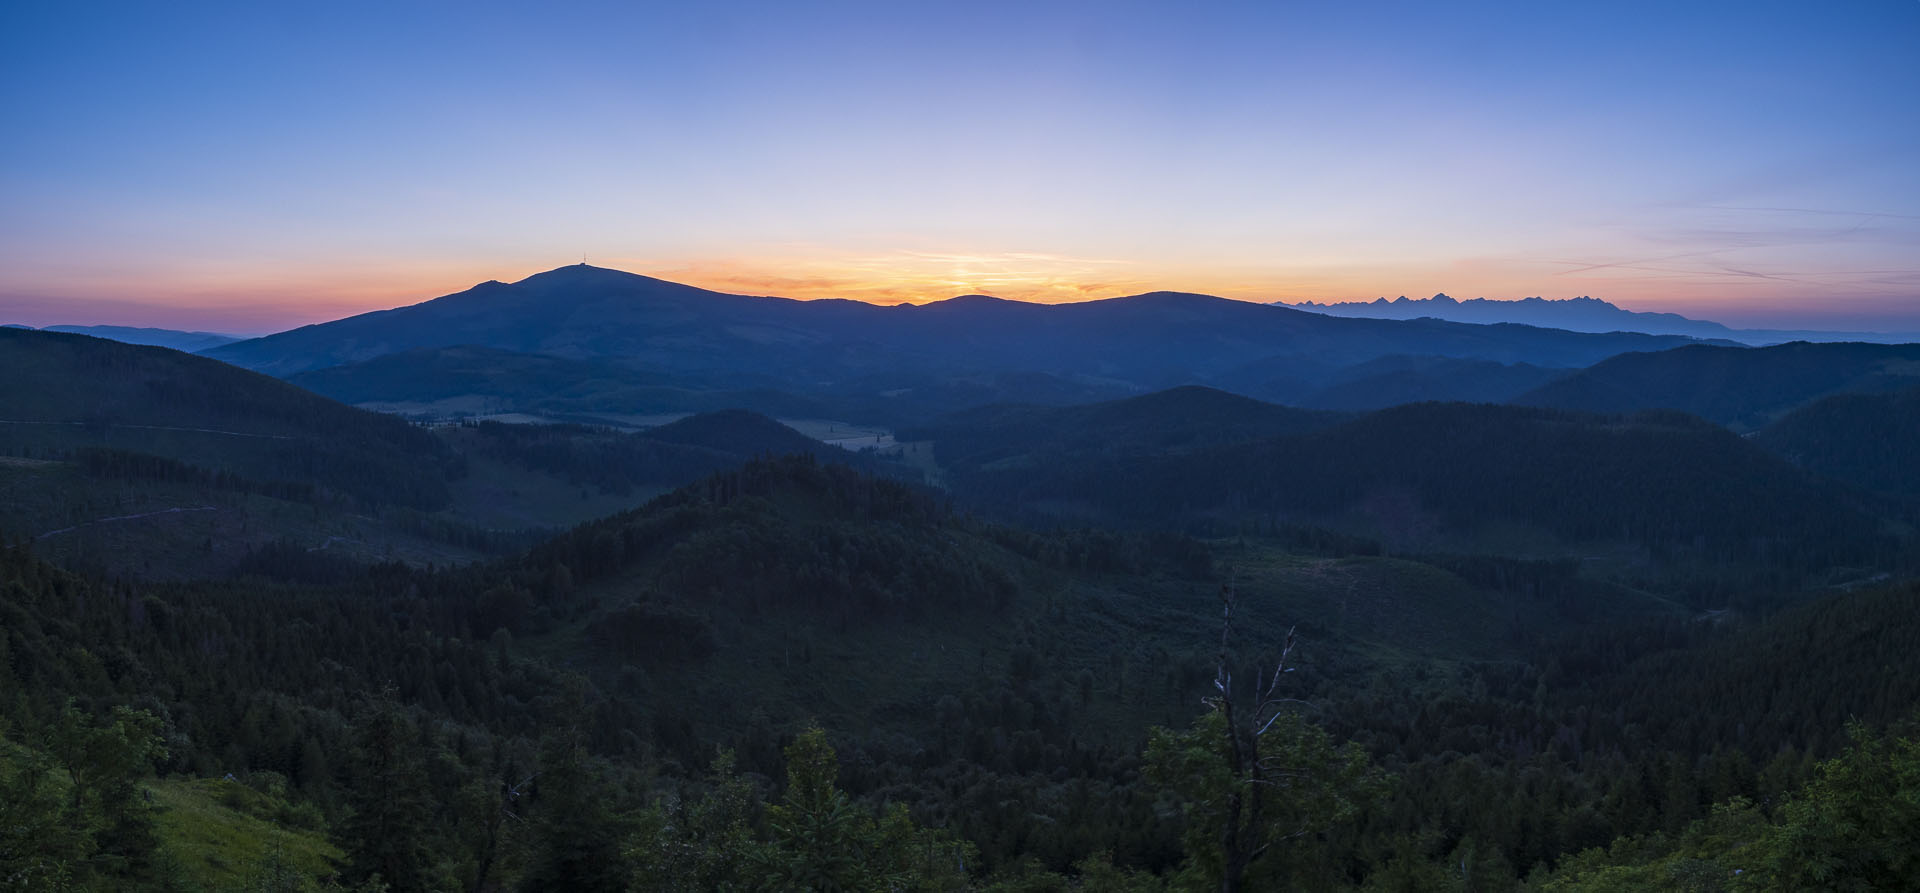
[0,327,455,509]
[1755,385,1920,500]
[928,396,1900,574]
[1277,355,1565,410]
[284,344,831,419]
[38,324,243,352]
[903,385,1342,472]
[1279,294,1919,345]
[1514,341,1920,430]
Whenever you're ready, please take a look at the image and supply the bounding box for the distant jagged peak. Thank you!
[1271,291,1756,340]
[1295,293,1625,312]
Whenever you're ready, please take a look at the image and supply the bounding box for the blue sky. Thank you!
[3,0,1916,332]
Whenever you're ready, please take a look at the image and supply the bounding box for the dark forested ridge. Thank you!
[0,327,458,511]
[900,385,1344,469]
[1210,353,1567,410]
[921,398,1906,585]
[0,327,915,580]
[1514,340,1920,431]
[284,344,836,421]
[1754,385,1920,502]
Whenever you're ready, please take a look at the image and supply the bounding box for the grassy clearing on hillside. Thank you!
[2,735,337,892]
[149,777,340,891]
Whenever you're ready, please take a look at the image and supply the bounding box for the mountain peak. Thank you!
[514,263,658,287]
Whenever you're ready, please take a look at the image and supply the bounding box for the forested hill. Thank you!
[931,400,1902,575]
[284,344,834,420]
[902,385,1344,469]
[0,327,457,509]
[1755,385,1920,501]
[1514,340,1920,431]
[441,410,904,508]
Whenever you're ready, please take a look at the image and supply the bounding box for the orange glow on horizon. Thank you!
[7,251,1916,335]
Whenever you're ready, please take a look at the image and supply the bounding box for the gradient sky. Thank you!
[4,0,1918,334]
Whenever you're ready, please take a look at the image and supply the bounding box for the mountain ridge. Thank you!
[202,266,1723,412]
[1277,293,1919,345]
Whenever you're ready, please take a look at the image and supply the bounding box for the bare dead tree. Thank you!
[1148,576,1383,892]
[1201,577,1343,893]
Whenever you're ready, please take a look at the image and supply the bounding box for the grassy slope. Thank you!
[0,737,338,891]
[149,777,340,890]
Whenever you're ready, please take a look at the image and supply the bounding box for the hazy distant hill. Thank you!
[1514,341,1920,431]
[1278,294,1918,345]
[206,265,1714,403]
[1755,386,1920,500]
[0,327,455,509]
[32,324,243,352]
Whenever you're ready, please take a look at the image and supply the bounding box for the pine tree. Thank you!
[519,731,631,893]
[335,692,438,892]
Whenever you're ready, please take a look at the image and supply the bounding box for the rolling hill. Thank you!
[1513,341,1920,431]
[36,324,244,351]
[0,327,457,509]
[0,327,905,578]
[1755,385,1920,501]
[902,385,1343,471]
[1221,354,1567,410]
[921,395,1903,578]
[284,344,833,420]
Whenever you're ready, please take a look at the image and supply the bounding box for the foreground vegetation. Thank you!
[4,455,1919,890]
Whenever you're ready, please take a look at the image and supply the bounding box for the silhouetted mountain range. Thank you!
[204,266,1716,417]
[1277,294,1919,345]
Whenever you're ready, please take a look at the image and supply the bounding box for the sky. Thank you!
[3,0,1917,334]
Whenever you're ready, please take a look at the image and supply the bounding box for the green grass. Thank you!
[149,777,340,891]
[2,735,337,892]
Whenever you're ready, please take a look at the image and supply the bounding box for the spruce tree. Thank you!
[336,692,438,892]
